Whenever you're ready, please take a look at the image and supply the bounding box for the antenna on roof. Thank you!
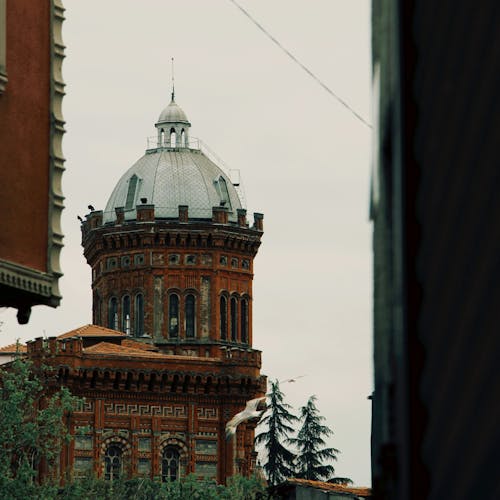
[171,57,175,102]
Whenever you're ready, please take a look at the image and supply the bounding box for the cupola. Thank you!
[155,90,191,148]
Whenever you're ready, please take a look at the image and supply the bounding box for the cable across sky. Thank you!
[228,0,372,129]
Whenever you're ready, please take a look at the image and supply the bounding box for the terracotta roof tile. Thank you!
[283,479,371,497]
[83,342,168,359]
[58,324,126,339]
[0,343,27,353]
[121,339,158,352]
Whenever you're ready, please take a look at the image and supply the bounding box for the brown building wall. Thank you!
[0,0,50,270]
[28,335,265,484]
[0,0,65,321]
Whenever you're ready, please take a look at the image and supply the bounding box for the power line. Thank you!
[228,0,372,129]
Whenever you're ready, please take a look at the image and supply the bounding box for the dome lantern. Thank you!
[155,90,191,149]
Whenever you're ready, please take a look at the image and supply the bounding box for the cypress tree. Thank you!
[254,380,297,486]
[292,395,339,481]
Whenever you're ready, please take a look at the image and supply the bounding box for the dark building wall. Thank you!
[0,0,65,321]
[371,1,500,499]
[0,0,50,271]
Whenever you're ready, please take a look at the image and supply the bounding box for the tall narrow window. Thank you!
[230,297,238,341]
[220,296,227,340]
[125,174,139,209]
[218,176,232,210]
[104,444,122,481]
[241,298,248,343]
[185,294,196,338]
[169,294,179,337]
[94,294,102,325]
[170,128,176,147]
[108,297,118,330]
[181,129,186,147]
[135,294,144,337]
[161,447,180,482]
[122,295,130,335]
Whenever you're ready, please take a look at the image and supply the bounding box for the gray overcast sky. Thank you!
[1,0,373,486]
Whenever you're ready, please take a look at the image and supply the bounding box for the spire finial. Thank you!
[171,57,175,102]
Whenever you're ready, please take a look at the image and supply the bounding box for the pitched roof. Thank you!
[0,343,27,353]
[83,342,168,359]
[280,479,371,497]
[121,339,158,352]
[57,324,126,339]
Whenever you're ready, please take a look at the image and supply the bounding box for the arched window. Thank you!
[169,294,179,337]
[135,294,144,337]
[122,295,131,335]
[241,298,248,344]
[125,174,139,209]
[104,444,122,481]
[108,297,118,330]
[180,129,186,147]
[170,128,176,147]
[185,294,195,338]
[220,296,227,340]
[161,447,180,482]
[230,297,238,341]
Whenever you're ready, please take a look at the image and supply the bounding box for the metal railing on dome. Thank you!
[145,136,247,208]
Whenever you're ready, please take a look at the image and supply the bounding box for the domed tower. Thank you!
[80,94,265,481]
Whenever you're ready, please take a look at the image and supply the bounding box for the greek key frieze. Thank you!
[75,400,95,413]
[197,407,218,420]
[104,402,187,418]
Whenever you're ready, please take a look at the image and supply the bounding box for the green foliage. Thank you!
[55,474,268,499]
[291,395,339,481]
[0,354,79,496]
[254,380,297,486]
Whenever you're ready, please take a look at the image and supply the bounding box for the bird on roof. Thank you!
[225,396,266,440]
[77,215,83,222]
[88,204,95,211]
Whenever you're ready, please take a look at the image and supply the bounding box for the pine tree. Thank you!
[254,380,297,486]
[0,352,79,494]
[292,395,339,481]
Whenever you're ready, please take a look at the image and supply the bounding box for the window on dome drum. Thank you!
[218,176,232,210]
[220,296,227,340]
[108,297,118,330]
[169,294,179,337]
[185,294,196,338]
[170,128,176,147]
[230,297,238,341]
[181,129,186,147]
[241,298,249,344]
[104,444,123,481]
[122,295,130,335]
[125,174,139,210]
[135,294,144,337]
[162,447,180,482]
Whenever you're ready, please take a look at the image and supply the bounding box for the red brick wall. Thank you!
[0,0,50,271]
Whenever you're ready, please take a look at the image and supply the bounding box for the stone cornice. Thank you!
[82,220,262,264]
[46,0,65,304]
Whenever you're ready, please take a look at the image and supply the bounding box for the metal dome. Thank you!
[157,99,190,124]
[103,148,242,223]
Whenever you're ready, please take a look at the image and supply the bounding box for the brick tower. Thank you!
[72,92,266,482]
